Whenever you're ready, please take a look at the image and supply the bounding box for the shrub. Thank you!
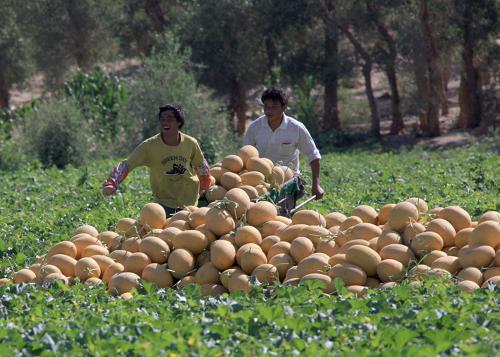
[120,38,235,163]
[22,98,91,168]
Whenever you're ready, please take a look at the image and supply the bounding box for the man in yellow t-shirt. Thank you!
[102,104,211,215]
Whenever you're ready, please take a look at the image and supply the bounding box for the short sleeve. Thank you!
[298,124,321,163]
[191,140,205,167]
[243,123,256,146]
[124,141,149,170]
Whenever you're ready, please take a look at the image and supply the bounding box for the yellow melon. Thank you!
[238,145,259,165]
[220,172,242,190]
[300,226,331,248]
[376,259,405,283]
[240,171,266,187]
[73,224,98,238]
[411,232,444,257]
[316,238,339,257]
[235,226,262,247]
[220,267,241,288]
[346,285,369,297]
[239,249,267,274]
[443,246,459,256]
[259,221,287,238]
[222,155,244,173]
[108,249,131,265]
[102,262,124,284]
[245,157,272,177]
[438,206,471,232]
[458,245,495,268]
[210,240,236,271]
[337,239,370,254]
[469,221,500,248]
[379,244,416,266]
[46,254,77,277]
[187,207,209,228]
[246,201,277,226]
[116,218,136,235]
[268,253,295,281]
[43,273,69,286]
[481,276,500,288]
[300,273,334,293]
[345,245,381,276]
[239,185,259,200]
[454,227,473,248]
[261,236,281,254]
[291,210,326,226]
[140,202,167,229]
[346,223,382,242]
[275,216,292,225]
[426,218,456,247]
[252,264,279,284]
[168,249,195,279]
[108,272,141,296]
[290,237,315,263]
[82,245,109,258]
[84,277,103,286]
[482,267,500,282]
[225,188,251,219]
[478,211,500,224]
[456,267,483,286]
[324,212,347,228]
[365,277,382,288]
[12,269,36,284]
[196,225,217,245]
[275,224,307,243]
[297,254,329,278]
[227,271,252,293]
[210,166,228,184]
[402,222,426,246]
[71,234,102,259]
[194,262,221,285]
[75,257,101,281]
[421,250,447,266]
[280,165,294,182]
[388,202,419,231]
[122,237,141,253]
[339,216,363,232]
[47,241,77,259]
[205,207,235,236]
[328,254,347,266]
[378,204,396,225]
[172,230,209,255]
[458,280,480,292]
[268,166,285,186]
[196,250,211,268]
[139,236,170,263]
[352,205,378,224]
[377,230,401,250]
[91,255,115,277]
[405,197,429,213]
[328,263,367,286]
[123,252,151,276]
[206,185,227,202]
[431,256,461,275]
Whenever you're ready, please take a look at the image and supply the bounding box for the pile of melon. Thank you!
[205,145,294,202]
[2,198,499,299]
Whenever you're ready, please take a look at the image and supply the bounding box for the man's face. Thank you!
[263,99,286,121]
[159,110,180,135]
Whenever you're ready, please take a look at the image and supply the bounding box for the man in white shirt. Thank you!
[244,88,324,199]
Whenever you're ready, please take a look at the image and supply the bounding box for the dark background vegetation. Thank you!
[0,0,499,168]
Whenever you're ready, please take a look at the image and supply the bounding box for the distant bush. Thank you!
[120,38,235,163]
[22,98,91,168]
[0,123,26,171]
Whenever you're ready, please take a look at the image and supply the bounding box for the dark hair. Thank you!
[261,87,288,107]
[158,103,185,129]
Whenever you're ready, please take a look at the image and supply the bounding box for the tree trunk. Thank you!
[439,56,450,115]
[412,46,429,133]
[419,0,441,137]
[230,77,248,136]
[0,74,9,109]
[323,19,341,131]
[144,0,169,32]
[456,2,481,129]
[362,63,380,137]
[66,0,93,71]
[386,63,404,134]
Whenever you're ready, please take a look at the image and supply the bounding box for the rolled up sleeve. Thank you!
[298,124,321,163]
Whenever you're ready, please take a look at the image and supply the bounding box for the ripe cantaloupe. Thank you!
[238,145,259,165]
[482,267,500,282]
[346,285,369,297]
[240,171,266,187]
[43,273,69,286]
[292,210,326,226]
[388,202,419,231]
[98,231,121,251]
[91,255,115,277]
[346,223,382,241]
[71,234,102,259]
[227,271,252,293]
[222,155,244,173]
[269,253,295,281]
[328,263,367,286]
[481,276,500,288]
[225,188,251,219]
[405,197,429,213]
[206,185,227,202]
[210,240,236,271]
[246,201,277,227]
[187,207,209,228]
[458,280,480,292]
[12,269,36,284]
[246,157,272,177]
[351,205,378,225]
[34,264,61,285]
[235,226,262,247]
[275,224,307,243]
[426,218,456,247]
[140,203,167,229]
[316,239,338,257]
[377,230,402,250]
[139,236,170,263]
[102,262,125,284]
[458,245,495,268]
[300,226,331,248]
[261,236,281,254]
[456,267,483,286]
[337,239,370,255]
[239,185,259,200]
[82,245,109,258]
[196,250,211,268]
[268,166,285,186]
[267,241,291,260]
[328,254,348,266]
[421,250,447,266]
[200,284,228,297]
[290,237,315,263]
[252,264,279,284]
[195,225,217,245]
[73,224,98,238]
[438,206,471,232]
[411,232,444,257]
[378,204,396,225]
[220,267,241,288]
[47,254,77,277]
[122,237,141,253]
[220,172,242,190]
[297,254,329,278]
[454,228,473,248]
[108,272,141,296]
[345,245,381,277]
[324,212,347,228]
[116,218,136,235]
[210,167,228,184]
[469,221,500,248]
[239,248,267,274]
[402,222,426,246]
[166,219,190,231]
[123,252,151,276]
[75,257,101,281]
[430,256,461,275]
[47,241,77,259]
[478,211,500,224]
[300,273,334,293]
[205,207,235,236]
[195,262,221,285]
[84,277,103,286]
[259,221,287,238]
[108,250,131,265]
[379,244,416,266]
[376,259,405,283]
[339,216,364,232]
[168,249,195,279]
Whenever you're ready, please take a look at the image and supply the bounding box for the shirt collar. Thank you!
[263,114,289,130]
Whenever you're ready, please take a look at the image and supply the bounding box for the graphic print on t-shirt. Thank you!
[162,155,189,176]
[165,163,188,175]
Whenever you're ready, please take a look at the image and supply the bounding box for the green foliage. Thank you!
[21,98,91,168]
[121,38,235,162]
[291,75,320,138]
[64,67,128,142]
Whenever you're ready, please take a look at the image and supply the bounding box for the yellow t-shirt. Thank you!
[125,132,205,208]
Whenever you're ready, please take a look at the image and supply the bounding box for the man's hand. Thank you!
[312,183,324,200]
[102,184,117,196]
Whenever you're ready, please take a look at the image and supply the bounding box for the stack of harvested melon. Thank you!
[1,146,499,299]
[205,145,294,202]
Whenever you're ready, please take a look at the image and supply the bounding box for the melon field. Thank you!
[0,143,499,355]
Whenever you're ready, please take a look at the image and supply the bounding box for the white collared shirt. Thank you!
[243,114,321,173]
